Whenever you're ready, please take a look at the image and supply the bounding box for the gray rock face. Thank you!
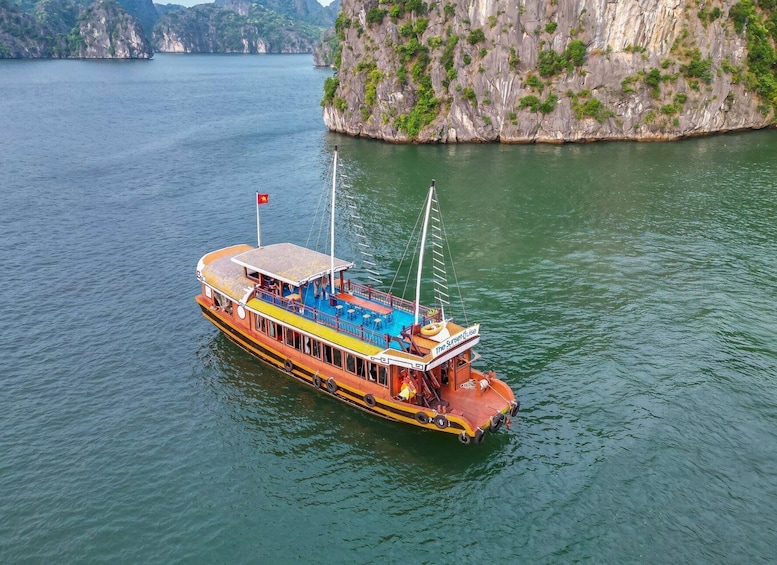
[117,0,158,38]
[0,0,59,57]
[153,4,269,53]
[74,0,152,58]
[0,0,152,58]
[323,0,777,143]
[152,2,318,53]
[312,26,336,66]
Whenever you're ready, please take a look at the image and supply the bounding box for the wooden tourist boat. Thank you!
[195,152,519,444]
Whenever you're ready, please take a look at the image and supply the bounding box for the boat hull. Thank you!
[197,298,517,442]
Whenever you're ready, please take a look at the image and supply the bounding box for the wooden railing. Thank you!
[346,280,434,318]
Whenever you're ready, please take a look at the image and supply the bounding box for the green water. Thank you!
[1,55,776,563]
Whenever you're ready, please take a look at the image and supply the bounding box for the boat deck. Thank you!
[253,285,419,350]
[199,243,442,351]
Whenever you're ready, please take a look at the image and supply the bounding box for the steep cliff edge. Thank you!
[152,0,325,53]
[322,0,777,142]
[73,0,151,57]
[0,0,152,58]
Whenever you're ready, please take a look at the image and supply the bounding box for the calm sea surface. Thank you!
[1,54,776,563]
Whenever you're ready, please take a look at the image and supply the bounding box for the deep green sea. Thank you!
[1,54,776,563]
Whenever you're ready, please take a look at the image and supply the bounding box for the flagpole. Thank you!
[256,192,261,247]
[330,146,338,298]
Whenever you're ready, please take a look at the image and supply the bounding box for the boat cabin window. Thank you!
[268,322,283,341]
[255,313,267,334]
[332,348,342,368]
[364,363,387,386]
[246,269,261,282]
[345,354,356,374]
[213,292,233,314]
[356,358,367,379]
[284,329,301,350]
[311,340,321,359]
[323,344,342,368]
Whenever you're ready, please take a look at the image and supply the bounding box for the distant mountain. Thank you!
[215,0,335,27]
[1,0,64,56]
[153,1,182,17]
[153,0,321,53]
[71,0,151,57]
[153,0,333,54]
[1,0,341,58]
[116,0,157,38]
[1,0,151,58]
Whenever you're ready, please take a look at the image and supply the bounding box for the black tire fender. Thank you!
[312,374,321,388]
[458,432,471,445]
[364,393,377,408]
[414,411,430,425]
[284,359,293,373]
[433,414,448,429]
[490,412,504,433]
[475,428,486,445]
[510,401,520,417]
[326,377,338,394]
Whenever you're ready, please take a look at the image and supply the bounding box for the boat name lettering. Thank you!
[431,325,480,357]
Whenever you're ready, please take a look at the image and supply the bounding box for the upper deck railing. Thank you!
[251,279,440,350]
[253,287,392,349]
[344,280,438,320]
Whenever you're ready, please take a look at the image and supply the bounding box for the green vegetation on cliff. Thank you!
[154,2,324,53]
[728,0,777,109]
[324,0,777,142]
[1,0,151,58]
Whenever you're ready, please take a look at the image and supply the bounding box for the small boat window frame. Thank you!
[311,340,321,359]
[345,353,357,374]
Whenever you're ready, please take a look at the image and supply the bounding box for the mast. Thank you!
[414,181,434,325]
[330,146,338,298]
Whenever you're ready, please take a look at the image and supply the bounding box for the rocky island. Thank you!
[153,0,338,54]
[0,0,151,58]
[322,0,777,143]
[1,0,338,57]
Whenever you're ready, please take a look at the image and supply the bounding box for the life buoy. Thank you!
[458,432,471,445]
[364,393,377,408]
[284,359,293,373]
[420,322,445,337]
[490,413,504,432]
[433,414,448,429]
[510,401,520,417]
[326,378,338,394]
[475,428,486,445]
[313,374,321,388]
[414,411,430,425]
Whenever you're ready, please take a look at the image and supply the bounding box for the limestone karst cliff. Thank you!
[322,0,777,142]
[313,26,337,65]
[73,0,152,58]
[0,0,152,58]
[152,0,328,53]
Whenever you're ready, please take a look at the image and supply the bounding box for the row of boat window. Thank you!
[254,312,389,387]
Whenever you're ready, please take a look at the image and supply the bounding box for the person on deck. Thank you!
[398,372,417,402]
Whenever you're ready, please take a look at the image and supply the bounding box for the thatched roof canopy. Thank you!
[232,243,353,287]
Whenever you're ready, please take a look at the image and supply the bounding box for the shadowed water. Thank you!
[1,55,776,563]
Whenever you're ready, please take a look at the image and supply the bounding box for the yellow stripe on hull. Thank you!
[198,302,489,438]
